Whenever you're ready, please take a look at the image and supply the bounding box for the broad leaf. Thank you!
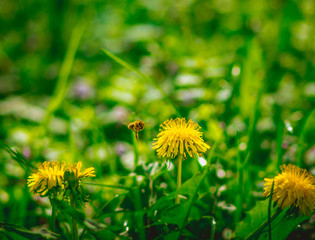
[236,200,310,240]
[235,200,271,239]
[258,214,308,240]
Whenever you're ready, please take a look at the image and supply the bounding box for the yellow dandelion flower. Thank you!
[65,161,96,181]
[263,164,315,216]
[152,118,210,159]
[27,161,66,196]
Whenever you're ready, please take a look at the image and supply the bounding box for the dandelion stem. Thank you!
[132,131,139,169]
[49,197,56,232]
[70,195,78,240]
[176,154,183,204]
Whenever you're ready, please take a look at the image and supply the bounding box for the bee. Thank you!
[128,120,144,142]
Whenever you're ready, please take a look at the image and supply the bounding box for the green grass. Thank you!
[0,0,314,239]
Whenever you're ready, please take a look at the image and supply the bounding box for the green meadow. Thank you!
[0,0,314,239]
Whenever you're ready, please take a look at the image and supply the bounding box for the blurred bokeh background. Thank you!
[0,0,315,239]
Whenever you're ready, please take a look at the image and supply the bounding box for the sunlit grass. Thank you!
[0,0,315,239]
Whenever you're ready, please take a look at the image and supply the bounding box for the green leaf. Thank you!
[236,200,310,240]
[0,223,59,240]
[235,200,270,239]
[94,193,128,218]
[261,215,308,240]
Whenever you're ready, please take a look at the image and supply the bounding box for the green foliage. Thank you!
[52,199,119,239]
[265,214,308,240]
[235,200,309,240]
[235,200,270,239]
[0,0,315,239]
[239,38,264,119]
[148,164,213,239]
[0,222,59,240]
[1,143,35,171]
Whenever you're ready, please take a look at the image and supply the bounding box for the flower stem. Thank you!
[49,197,56,232]
[70,195,78,240]
[132,131,139,169]
[176,154,183,204]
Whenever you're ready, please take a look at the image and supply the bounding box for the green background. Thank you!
[0,0,314,239]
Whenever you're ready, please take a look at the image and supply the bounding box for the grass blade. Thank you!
[83,182,131,190]
[101,48,181,117]
[276,121,284,171]
[0,143,35,171]
[296,110,315,167]
[42,21,86,129]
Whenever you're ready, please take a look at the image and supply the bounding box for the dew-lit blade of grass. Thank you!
[101,48,181,117]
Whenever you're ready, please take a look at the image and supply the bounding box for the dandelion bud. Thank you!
[64,169,77,184]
